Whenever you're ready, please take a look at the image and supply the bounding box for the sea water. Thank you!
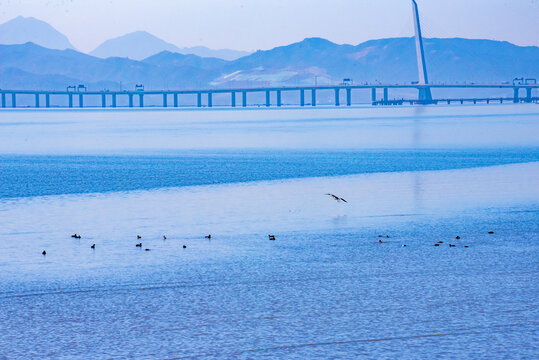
[0,104,538,359]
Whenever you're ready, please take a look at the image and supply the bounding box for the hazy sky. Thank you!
[1,0,538,52]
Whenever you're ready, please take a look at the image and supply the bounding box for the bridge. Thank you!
[1,1,537,109]
[0,83,537,109]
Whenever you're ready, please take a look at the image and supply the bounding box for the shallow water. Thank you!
[0,105,538,359]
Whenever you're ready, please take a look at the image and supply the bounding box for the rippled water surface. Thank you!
[0,105,538,359]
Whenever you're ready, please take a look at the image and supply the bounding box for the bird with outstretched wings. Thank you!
[326,193,347,203]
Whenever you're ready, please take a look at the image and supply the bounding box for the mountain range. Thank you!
[0,17,250,61]
[0,17,538,95]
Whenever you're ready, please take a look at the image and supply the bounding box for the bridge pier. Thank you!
[266,90,270,107]
[300,89,305,106]
[346,88,351,106]
[197,93,202,107]
[334,88,340,106]
[128,94,133,108]
[383,88,388,103]
[35,93,40,108]
[513,88,519,103]
[208,92,212,107]
[312,89,316,106]
[12,93,16,108]
[1,93,5,108]
[68,94,73,108]
[174,93,178,107]
[526,88,532,103]
[242,91,247,107]
[277,90,282,107]
[371,88,377,104]
[46,94,50,108]
[231,92,236,107]
[79,94,84,108]
[112,93,117,108]
[139,94,144,107]
[102,94,106,108]
[163,93,167,107]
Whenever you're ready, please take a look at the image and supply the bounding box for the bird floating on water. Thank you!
[268,235,276,241]
[90,244,95,249]
[455,236,461,239]
[137,235,142,239]
[488,231,494,234]
[163,235,167,240]
[183,245,187,249]
[135,243,142,247]
[205,234,211,239]
[326,193,347,203]
[42,250,47,255]
[71,234,81,239]
[145,248,150,251]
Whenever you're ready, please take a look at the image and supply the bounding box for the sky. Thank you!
[0,0,538,52]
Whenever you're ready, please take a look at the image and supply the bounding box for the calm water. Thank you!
[0,105,538,359]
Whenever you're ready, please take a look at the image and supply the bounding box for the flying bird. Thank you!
[326,193,347,203]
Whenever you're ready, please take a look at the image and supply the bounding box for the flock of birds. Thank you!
[39,194,494,255]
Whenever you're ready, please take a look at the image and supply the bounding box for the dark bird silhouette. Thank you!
[326,193,347,203]
[145,248,150,251]
[163,235,167,240]
[90,244,95,249]
[71,234,81,239]
[136,243,142,247]
[42,250,46,255]
[455,236,461,239]
[434,243,440,246]
[137,235,142,239]
[268,235,276,241]
[205,234,211,239]
[449,244,456,247]
[378,239,383,243]
[488,231,494,234]
[183,245,187,249]
[464,245,469,248]
[402,244,407,247]
[438,241,444,244]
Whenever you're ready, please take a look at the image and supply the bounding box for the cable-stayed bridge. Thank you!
[1,1,537,109]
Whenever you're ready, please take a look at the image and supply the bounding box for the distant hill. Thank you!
[213,37,539,87]
[177,46,251,61]
[0,16,75,50]
[90,31,182,60]
[1,38,538,93]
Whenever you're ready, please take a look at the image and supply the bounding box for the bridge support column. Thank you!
[12,93,16,108]
[46,94,50,108]
[35,93,40,108]
[334,88,340,106]
[197,93,202,107]
[371,88,376,104]
[102,94,106,108]
[128,94,133,108]
[208,92,212,107]
[300,89,305,106]
[68,94,73,108]
[112,94,117,108]
[526,88,532,103]
[139,94,144,107]
[1,93,5,108]
[277,90,282,107]
[79,94,84,108]
[266,91,270,107]
[242,91,247,107]
[311,89,316,106]
[174,93,178,107]
[346,88,351,106]
[163,93,167,107]
[513,88,519,103]
[231,92,236,107]
[383,88,388,103]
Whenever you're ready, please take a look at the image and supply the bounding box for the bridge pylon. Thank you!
[412,0,433,102]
